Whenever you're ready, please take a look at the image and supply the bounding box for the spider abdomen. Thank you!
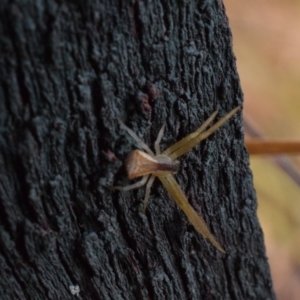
[125,150,179,179]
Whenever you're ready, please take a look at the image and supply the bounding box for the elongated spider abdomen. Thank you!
[126,150,179,179]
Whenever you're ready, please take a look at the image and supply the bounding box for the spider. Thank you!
[114,106,240,253]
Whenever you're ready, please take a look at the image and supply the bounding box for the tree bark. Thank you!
[0,0,275,299]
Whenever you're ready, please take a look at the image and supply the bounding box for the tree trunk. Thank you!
[0,0,275,299]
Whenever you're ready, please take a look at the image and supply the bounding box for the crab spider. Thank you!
[114,106,240,253]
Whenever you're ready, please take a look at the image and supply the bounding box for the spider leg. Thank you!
[162,111,218,157]
[165,106,240,160]
[117,119,154,156]
[154,124,166,155]
[158,174,225,253]
[114,175,150,191]
[142,175,156,213]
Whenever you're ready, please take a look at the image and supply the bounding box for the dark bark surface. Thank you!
[0,0,275,299]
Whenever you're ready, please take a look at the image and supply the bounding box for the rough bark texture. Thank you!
[0,0,275,299]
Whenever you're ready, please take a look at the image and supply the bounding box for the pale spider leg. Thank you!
[162,111,218,157]
[117,119,154,156]
[142,175,156,213]
[114,175,150,191]
[158,174,225,253]
[154,124,166,155]
[167,106,240,160]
